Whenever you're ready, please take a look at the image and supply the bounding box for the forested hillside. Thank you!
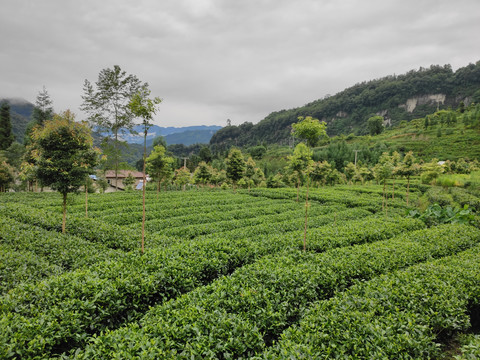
[210,61,480,147]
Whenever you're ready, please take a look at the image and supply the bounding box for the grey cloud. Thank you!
[1,0,479,127]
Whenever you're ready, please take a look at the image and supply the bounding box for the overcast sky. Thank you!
[1,0,479,127]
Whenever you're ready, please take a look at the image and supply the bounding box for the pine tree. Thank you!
[32,86,54,126]
[0,101,15,150]
[225,148,246,191]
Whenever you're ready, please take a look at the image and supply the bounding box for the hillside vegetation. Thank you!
[210,61,480,147]
[312,103,480,169]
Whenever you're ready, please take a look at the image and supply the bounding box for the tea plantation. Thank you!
[1,185,480,359]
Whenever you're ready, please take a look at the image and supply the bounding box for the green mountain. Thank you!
[210,61,480,148]
[164,129,219,146]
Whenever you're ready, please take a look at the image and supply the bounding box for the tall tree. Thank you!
[129,88,162,253]
[225,147,245,191]
[24,87,54,147]
[292,116,327,251]
[32,86,54,126]
[81,65,145,190]
[0,102,14,150]
[32,110,97,233]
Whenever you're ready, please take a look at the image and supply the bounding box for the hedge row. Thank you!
[455,335,480,360]
[132,200,304,231]
[0,210,403,359]
[450,187,480,212]
[99,198,295,226]
[0,203,173,251]
[243,187,407,211]
[73,223,480,359]
[64,191,262,215]
[264,243,480,359]
[304,215,425,252]
[0,245,61,294]
[156,204,348,239]
[196,207,371,242]
[0,217,125,293]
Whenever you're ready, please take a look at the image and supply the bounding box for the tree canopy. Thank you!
[292,116,327,147]
[225,147,245,186]
[81,65,146,189]
[32,110,97,232]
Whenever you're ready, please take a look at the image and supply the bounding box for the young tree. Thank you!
[367,115,384,135]
[0,101,14,150]
[129,87,162,253]
[123,172,136,190]
[374,152,393,215]
[81,65,145,191]
[396,151,419,206]
[24,87,54,148]
[225,147,245,191]
[32,86,54,126]
[174,167,191,190]
[32,110,97,233]
[146,145,174,194]
[193,161,213,187]
[288,143,313,201]
[96,177,109,193]
[292,116,327,251]
[0,159,14,192]
[244,156,259,190]
[292,116,327,147]
[310,160,332,187]
[344,162,357,185]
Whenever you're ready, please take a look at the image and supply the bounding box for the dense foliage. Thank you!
[210,61,480,146]
[1,185,480,358]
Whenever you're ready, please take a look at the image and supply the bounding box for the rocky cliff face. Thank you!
[399,94,446,113]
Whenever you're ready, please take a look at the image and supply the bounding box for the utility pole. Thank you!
[353,149,361,167]
[181,157,188,168]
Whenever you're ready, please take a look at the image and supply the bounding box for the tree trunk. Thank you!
[85,181,88,218]
[392,178,396,200]
[303,176,310,251]
[62,192,67,234]
[114,130,119,191]
[296,178,300,202]
[141,129,147,254]
[385,182,389,217]
[382,181,386,211]
[406,177,410,206]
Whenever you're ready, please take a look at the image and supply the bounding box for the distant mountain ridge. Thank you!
[118,124,222,146]
[2,98,222,146]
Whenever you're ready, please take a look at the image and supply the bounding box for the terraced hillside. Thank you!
[1,186,479,359]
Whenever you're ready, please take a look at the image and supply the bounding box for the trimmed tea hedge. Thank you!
[264,244,480,359]
[72,223,479,359]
